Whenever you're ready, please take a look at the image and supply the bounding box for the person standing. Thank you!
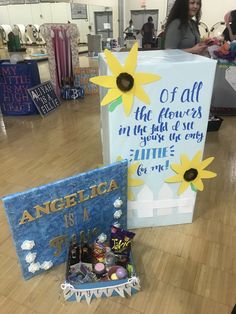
[141,16,156,49]
[223,10,236,42]
[164,0,207,54]
[124,19,136,40]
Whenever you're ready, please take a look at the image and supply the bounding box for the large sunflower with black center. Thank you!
[165,151,217,195]
[90,43,161,116]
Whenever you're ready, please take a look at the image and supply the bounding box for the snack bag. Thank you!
[110,226,135,263]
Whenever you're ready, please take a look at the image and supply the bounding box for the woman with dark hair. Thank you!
[165,0,207,54]
[223,10,236,42]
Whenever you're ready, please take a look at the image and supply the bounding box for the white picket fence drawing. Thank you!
[128,183,196,223]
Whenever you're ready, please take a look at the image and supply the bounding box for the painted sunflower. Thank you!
[165,151,217,195]
[90,43,161,116]
[117,156,144,200]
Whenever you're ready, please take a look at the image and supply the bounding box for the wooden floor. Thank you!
[0,60,236,313]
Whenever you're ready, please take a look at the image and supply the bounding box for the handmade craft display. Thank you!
[74,67,99,95]
[91,44,217,228]
[0,60,40,115]
[62,225,140,304]
[40,23,80,97]
[2,161,128,280]
[28,81,60,117]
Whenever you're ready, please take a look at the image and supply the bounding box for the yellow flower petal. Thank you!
[134,84,150,104]
[178,181,190,195]
[128,178,144,187]
[165,174,182,183]
[199,157,215,170]
[122,93,133,116]
[89,44,162,116]
[171,163,183,174]
[128,189,135,201]
[193,178,204,191]
[116,156,123,162]
[104,49,123,76]
[199,170,217,179]
[101,89,123,106]
[180,154,190,168]
[134,72,161,85]
[89,76,116,88]
[166,151,216,195]
[129,162,139,175]
[124,43,138,75]
[190,151,202,168]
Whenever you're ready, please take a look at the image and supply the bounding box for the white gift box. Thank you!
[99,49,217,229]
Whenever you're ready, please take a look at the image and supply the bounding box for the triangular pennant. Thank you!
[131,282,141,292]
[90,291,96,302]
[130,277,141,287]
[84,290,93,304]
[62,276,141,303]
[124,284,132,296]
[75,290,83,303]
[93,289,103,298]
[105,287,115,297]
[115,286,125,298]
[100,289,108,298]
[64,288,73,301]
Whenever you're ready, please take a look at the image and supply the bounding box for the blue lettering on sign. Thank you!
[133,124,147,135]
[151,122,168,133]
[157,106,202,123]
[185,131,204,143]
[160,86,178,103]
[129,145,175,162]
[140,133,165,147]
[182,121,194,130]
[136,160,170,176]
[180,81,203,103]
[137,164,148,175]
[117,81,207,172]
[169,132,182,142]
[134,106,152,121]
[159,81,203,104]
[119,125,131,136]
[151,160,169,172]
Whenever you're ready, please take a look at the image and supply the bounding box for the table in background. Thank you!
[211,61,236,115]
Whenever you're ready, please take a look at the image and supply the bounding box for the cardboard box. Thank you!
[99,49,217,228]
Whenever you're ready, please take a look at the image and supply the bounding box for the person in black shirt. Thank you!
[141,16,156,49]
[223,10,236,42]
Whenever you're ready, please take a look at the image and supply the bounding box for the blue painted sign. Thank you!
[28,81,60,117]
[61,86,85,100]
[0,61,40,115]
[2,161,128,280]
